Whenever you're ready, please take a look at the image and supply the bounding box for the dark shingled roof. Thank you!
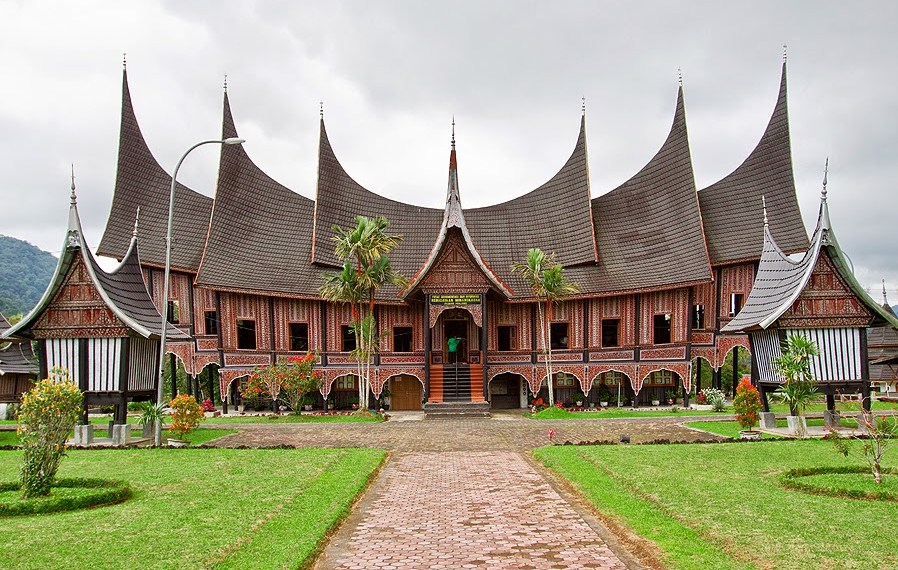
[0,338,37,375]
[465,116,597,294]
[574,86,711,294]
[0,313,9,333]
[311,119,443,287]
[193,92,323,297]
[698,63,808,265]
[723,197,898,333]
[97,69,213,272]
[6,196,186,340]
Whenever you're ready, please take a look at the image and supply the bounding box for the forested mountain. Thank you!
[0,235,57,316]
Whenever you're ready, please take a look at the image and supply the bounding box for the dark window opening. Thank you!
[204,310,218,336]
[601,319,620,347]
[497,326,515,351]
[393,326,412,352]
[289,322,309,352]
[550,322,569,350]
[653,314,671,345]
[692,305,705,330]
[167,300,180,324]
[729,293,745,316]
[341,325,356,352]
[236,319,256,350]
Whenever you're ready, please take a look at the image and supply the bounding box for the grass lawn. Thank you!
[204,413,384,424]
[686,417,862,439]
[535,440,898,569]
[530,406,733,420]
[0,447,384,569]
[0,428,237,448]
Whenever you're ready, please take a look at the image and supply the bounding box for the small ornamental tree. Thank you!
[242,364,283,411]
[17,368,83,498]
[279,354,323,413]
[733,378,762,432]
[829,412,898,485]
[168,394,204,440]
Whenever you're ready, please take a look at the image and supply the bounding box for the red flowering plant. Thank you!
[733,378,762,432]
[281,353,323,413]
[200,399,215,413]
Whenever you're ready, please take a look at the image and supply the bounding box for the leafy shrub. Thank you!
[0,478,131,516]
[701,388,727,412]
[200,399,215,413]
[17,369,83,498]
[168,394,204,440]
[733,378,762,431]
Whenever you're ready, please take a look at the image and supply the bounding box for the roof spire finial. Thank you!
[581,95,586,116]
[122,52,127,70]
[762,195,769,227]
[319,101,323,119]
[70,164,77,205]
[821,157,829,201]
[223,73,227,92]
[678,67,683,87]
[451,116,456,150]
[132,206,141,239]
[783,44,788,63]
[884,279,889,305]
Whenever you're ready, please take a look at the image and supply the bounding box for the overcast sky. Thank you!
[1,0,895,300]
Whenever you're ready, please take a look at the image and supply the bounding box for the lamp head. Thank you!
[223,137,246,145]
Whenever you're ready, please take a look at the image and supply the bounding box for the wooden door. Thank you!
[390,376,422,410]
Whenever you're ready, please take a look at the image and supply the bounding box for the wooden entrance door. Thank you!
[444,318,469,363]
[390,375,422,410]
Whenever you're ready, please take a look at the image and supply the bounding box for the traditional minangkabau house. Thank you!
[722,180,898,413]
[0,313,38,403]
[1,185,190,423]
[90,58,869,413]
[868,285,898,396]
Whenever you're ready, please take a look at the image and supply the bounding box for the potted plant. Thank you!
[348,394,360,410]
[572,390,586,407]
[733,378,762,440]
[301,394,316,411]
[651,395,661,407]
[774,335,819,438]
[137,402,167,440]
[596,384,611,407]
[665,389,677,405]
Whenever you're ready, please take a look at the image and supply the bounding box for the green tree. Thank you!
[320,216,406,409]
[512,248,580,406]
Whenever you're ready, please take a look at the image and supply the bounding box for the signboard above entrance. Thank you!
[430,294,482,305]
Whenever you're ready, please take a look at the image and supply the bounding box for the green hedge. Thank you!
[0,478,132,516]
[779,465,898,502]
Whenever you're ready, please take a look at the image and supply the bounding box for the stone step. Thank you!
[423,401,491,419]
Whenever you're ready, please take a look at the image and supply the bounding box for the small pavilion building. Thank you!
[0,313,38,403]
[1,187,190,424]
[722,183,898,415]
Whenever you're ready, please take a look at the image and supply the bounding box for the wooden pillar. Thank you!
[481,295,488,401]
[732,346,739,397]
[220,368,228,414]
[861,382,872,412]
[424,296,431,400]
[695,358,702,394]
[170,353,178,399]
[759,385,770,412]
[825,392,836,411]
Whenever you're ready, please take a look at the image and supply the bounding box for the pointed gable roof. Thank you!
[5,189,187,341]
[465,115,597,295]
[723,190,898,333]
[97,67,213,272]
[698,62,808,265]
[194,90,321,297]
[577,85,711,294]
[403,133,513,299]
[311,118,443,290]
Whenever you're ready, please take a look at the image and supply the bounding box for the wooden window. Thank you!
[729,293,745,316]
[550,322,569,349]
[554,373,576,387]
[692,305,705,330]
[601,319,620,347]
[236,319,256,350]
[204,310,218,336]
[648,370,675,385]
[289,322,309,352]
[167,300,180,324]
[600,371,624,386]
[497,326,516,351]
[340,325,356,352]
[335,376,356,390]
[653,314,671,345]
[393,326,412,352]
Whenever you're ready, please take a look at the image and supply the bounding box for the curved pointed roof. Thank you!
[311,119,443,286]
[194,91,321,297]
[6,191,187,341]
[698,62,808,265]
[97,68,213,272]
[723,193,898,332]
[576,86,711,294]
[465,116,597,294]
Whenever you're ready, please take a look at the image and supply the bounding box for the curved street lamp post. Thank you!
[155,137,245,446]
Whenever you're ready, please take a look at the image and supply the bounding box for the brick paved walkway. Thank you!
[314,451,634,569]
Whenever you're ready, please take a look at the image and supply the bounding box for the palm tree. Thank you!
[774,334,819,437]
[512,248,580,406]
[321,216,405,409]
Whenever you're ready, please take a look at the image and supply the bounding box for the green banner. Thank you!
[430,293,481,305]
